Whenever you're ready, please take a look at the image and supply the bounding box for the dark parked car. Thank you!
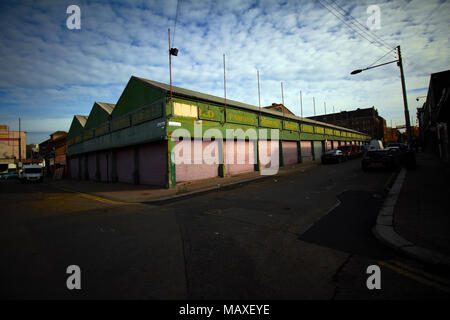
[1,169,19,180]
[386,143,416,169]
[357,145,367,156]
[321,149,346,164]
[338,145,359,159]
[386,142,408,152]
[361,148,401,171]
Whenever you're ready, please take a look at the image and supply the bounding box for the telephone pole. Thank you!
[397,45,412,144]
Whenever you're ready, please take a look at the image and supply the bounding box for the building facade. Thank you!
[417,70,450,160]
[67,76,370,188]
[39,131,68,179]
[384,126,400,144]
[307,107,386,140]
[0,125,26,166]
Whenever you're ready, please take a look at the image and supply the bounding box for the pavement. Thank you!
[46,160,321,203]
[373,152,450,268]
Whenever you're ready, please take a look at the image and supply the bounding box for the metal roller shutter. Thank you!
[88,154,96,180]
[98,151,110,182]
[175,139,219,182]
[224,140,255,175]
[139,141,167,186]
[80,156,86,180]
[258,140,279,169]
[313,141,323,160]
[300,141,313,162]
[70,157,78,179]
[116,147,134,184]
[282,141,298,165]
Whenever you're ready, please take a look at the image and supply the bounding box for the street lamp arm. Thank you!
[350,59,398,75]
[349,45,411,145]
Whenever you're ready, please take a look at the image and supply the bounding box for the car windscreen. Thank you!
[338,146,352,151]
[325,150,339,155]
[25,168,42,174]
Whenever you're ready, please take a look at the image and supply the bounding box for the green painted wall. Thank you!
[69,80,370,156]
[112,77,166,119]
[69,117,166,156]
[84,103,111,130]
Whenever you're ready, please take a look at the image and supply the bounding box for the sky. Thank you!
[0,0,449,144]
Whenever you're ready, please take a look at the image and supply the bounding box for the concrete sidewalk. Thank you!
[47,160,321,203]
[374,152,450,267]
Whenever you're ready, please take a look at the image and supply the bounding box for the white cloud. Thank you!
[0,0,448,133]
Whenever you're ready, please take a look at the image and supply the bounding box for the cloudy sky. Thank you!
[0,0,449,143]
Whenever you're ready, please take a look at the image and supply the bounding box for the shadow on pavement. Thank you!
[299,190,396,261]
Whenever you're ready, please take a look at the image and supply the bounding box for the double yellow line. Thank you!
[379,260,450,293]
[57,186,137,206]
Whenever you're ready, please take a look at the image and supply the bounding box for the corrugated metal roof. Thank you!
[133,76,365,135]
[75,115,88,127]
[96,102,115,114]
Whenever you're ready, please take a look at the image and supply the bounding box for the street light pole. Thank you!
[350,45,412,145]
[397,45,412,145]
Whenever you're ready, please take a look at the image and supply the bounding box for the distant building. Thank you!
[26,144,39,159]
[0,125,26,165]
[307,107,386,140]
[417,70,450,159]
[264,103,296,116]
[39,131,68,179]
[384,126,400,144]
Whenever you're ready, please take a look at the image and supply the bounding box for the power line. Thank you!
[327,0,396,54]
[317,0,396,57]
[366,47,397,68]
[172,0,182,48]
[324,1,427,76]
[322,0,396,56]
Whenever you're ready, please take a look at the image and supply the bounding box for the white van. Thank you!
[21,164,43,183]
[368,139,384,150]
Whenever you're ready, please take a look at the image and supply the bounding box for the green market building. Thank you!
[67,76,370,188]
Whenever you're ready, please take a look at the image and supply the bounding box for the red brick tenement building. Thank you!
[307,107,386,141]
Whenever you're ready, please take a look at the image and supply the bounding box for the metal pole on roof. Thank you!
[300,91,303,117]
[18,118,21,163]
[281,82,285,124]
[324,102,327,115]
[313,97,316,116]
[257,70,261,116]
[168,28,173,117]
[223,54,227,123]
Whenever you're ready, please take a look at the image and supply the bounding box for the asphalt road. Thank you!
[1,159,449,299]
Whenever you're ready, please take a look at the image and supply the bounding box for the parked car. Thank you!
[386,142,408,152]
[357,145,367,156]
[338,145,359,159]
[321,149,347,164]
[361,148,401,171]
[1,169,19,180]
[386,143,416,169]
